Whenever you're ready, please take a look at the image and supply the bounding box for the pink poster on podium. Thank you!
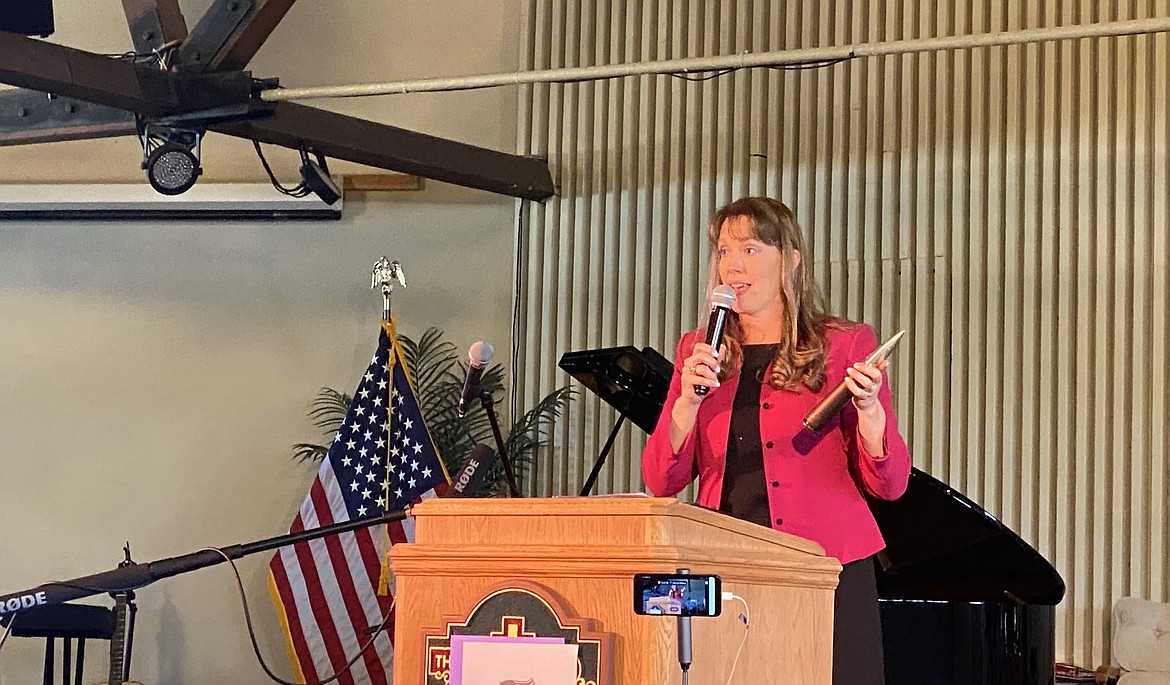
[450,637,577,685]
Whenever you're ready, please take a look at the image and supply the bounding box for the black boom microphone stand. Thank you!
[479,388,522,497]
[0,509,410,622]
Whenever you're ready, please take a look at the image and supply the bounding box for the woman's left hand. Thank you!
[845,359,889,413]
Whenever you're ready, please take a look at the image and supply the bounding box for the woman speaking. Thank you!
[641,196,912,685]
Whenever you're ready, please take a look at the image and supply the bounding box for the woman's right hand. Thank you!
[677,342,722,408]
[668,342,722,452]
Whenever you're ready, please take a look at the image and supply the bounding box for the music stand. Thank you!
[558,345,673,495]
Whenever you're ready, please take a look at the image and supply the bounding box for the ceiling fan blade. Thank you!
[211,101,555,201]
[0,89,136,146]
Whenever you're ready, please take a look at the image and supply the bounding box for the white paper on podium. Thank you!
[458,641,579,685]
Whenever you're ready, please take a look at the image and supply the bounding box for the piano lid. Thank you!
[558,345,674,434]
[869,468,1065,605]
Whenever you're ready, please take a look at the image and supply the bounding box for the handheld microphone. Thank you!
[448,443,498,498]
[802,329,906,433]
[457,341,494,418]
[694,285,737,396]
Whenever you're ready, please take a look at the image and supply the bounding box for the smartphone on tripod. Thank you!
[633,573,722,617]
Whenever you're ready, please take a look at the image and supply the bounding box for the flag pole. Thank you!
[371,257,406,596]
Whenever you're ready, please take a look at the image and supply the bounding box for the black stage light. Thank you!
[145,142,201,195]
[140,126,203,195]
[299,156,341,205]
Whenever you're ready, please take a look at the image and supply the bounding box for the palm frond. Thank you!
[307,387,351,436]
[477,363,507,395]
[294,329,576,495]
[503,385,576,478]
[292,442,330,464]
[401,329,458,391]
[399,328,463,423]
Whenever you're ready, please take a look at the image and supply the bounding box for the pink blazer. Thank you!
[641,321,911,564]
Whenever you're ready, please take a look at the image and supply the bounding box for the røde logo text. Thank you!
[453,459,479,492]
[1,592,48,614]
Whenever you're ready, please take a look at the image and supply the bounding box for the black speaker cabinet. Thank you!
[1,0,55,37]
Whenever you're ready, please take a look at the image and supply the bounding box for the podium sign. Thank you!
[423,584,607,685]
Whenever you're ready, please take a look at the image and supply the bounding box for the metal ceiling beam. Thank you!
[176,0,255,71]
[0,33,555,200]
[208,0,297,71]
[121,0,189,55]
[211,102,555,201]
[178,0,297,72]
[0,33,252,117]
[0,89,136,146]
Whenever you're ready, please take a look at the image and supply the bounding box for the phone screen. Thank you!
[633,573,722,617]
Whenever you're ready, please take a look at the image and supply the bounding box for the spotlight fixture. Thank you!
[299,150,341,205]
[252,143,342,205]
[139,125,203,196]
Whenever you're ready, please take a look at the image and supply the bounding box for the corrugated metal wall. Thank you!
[515,0,1169,669]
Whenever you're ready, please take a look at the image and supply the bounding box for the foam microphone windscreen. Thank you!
[448,443,498,498]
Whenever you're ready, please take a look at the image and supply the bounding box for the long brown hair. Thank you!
[703,197,838,391]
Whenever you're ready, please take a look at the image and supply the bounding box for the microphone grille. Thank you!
[710,284,736,308]
[468,340,495,366]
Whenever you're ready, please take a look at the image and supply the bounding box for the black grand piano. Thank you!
[870,468,1065,685]
[560,345,1066,685]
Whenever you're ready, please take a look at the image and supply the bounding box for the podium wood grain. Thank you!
[390,497,840,684]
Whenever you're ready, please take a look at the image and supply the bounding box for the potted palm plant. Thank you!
[293,327,572,496]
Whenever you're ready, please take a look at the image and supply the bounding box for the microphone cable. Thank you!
[721,592,751,685]
[203,547,395,685]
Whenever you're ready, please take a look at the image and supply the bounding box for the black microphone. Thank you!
[447,443,499,498]
[457,340,494,418]
[694,285,736,396]
[803,329,906,433]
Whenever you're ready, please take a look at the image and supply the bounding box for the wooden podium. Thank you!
[390,496,841,684]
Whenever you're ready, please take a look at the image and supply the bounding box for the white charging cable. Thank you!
[721,591,751,684]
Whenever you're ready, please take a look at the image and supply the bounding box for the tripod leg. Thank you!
[676,567,692,684]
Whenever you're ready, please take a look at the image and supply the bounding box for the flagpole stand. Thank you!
[479,389,522,497]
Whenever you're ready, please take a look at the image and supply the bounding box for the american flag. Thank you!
[269,319,448,685]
